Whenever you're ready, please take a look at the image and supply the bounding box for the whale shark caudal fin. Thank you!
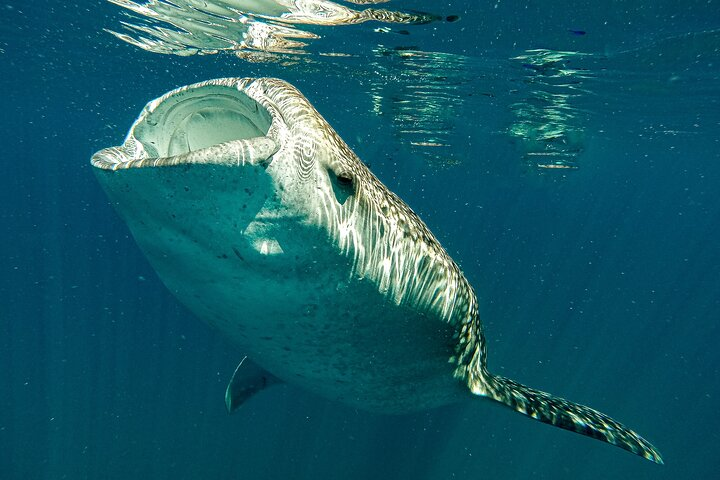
[478,373,663,464]
[225,357,281,413]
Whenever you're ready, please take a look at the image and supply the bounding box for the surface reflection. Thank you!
[106,0,434,57]
[366,47,475,167]
[507,49,597,171]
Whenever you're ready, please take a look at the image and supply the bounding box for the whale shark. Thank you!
[91,77,662,463]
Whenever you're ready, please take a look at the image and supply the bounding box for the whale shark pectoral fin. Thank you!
[224,356,281,413]
[471,372,663,464]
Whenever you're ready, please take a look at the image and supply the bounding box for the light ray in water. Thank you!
[105,0,435,57]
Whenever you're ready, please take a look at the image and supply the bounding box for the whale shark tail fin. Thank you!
[475,372,663,464]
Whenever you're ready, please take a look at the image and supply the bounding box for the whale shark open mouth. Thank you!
[91,78,281,171]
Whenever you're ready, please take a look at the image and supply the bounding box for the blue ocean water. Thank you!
[1,1,718,478]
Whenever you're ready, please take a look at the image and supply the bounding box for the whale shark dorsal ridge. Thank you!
[91,77,662,464]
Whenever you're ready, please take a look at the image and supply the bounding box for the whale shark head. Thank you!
[93,78,373,250]
[92,78,342,231]
[92,77,467,315]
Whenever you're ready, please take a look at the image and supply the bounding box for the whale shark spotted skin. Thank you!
[91,77,662,463]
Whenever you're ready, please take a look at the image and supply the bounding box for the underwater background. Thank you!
[1,0,719,478]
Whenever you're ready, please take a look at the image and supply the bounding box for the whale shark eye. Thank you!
[336,174,353,187]
[328,169,354,205]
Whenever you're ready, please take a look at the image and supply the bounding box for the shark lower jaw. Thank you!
[91,78,284,171]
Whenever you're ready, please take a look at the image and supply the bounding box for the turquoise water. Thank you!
[1,1,719,478]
